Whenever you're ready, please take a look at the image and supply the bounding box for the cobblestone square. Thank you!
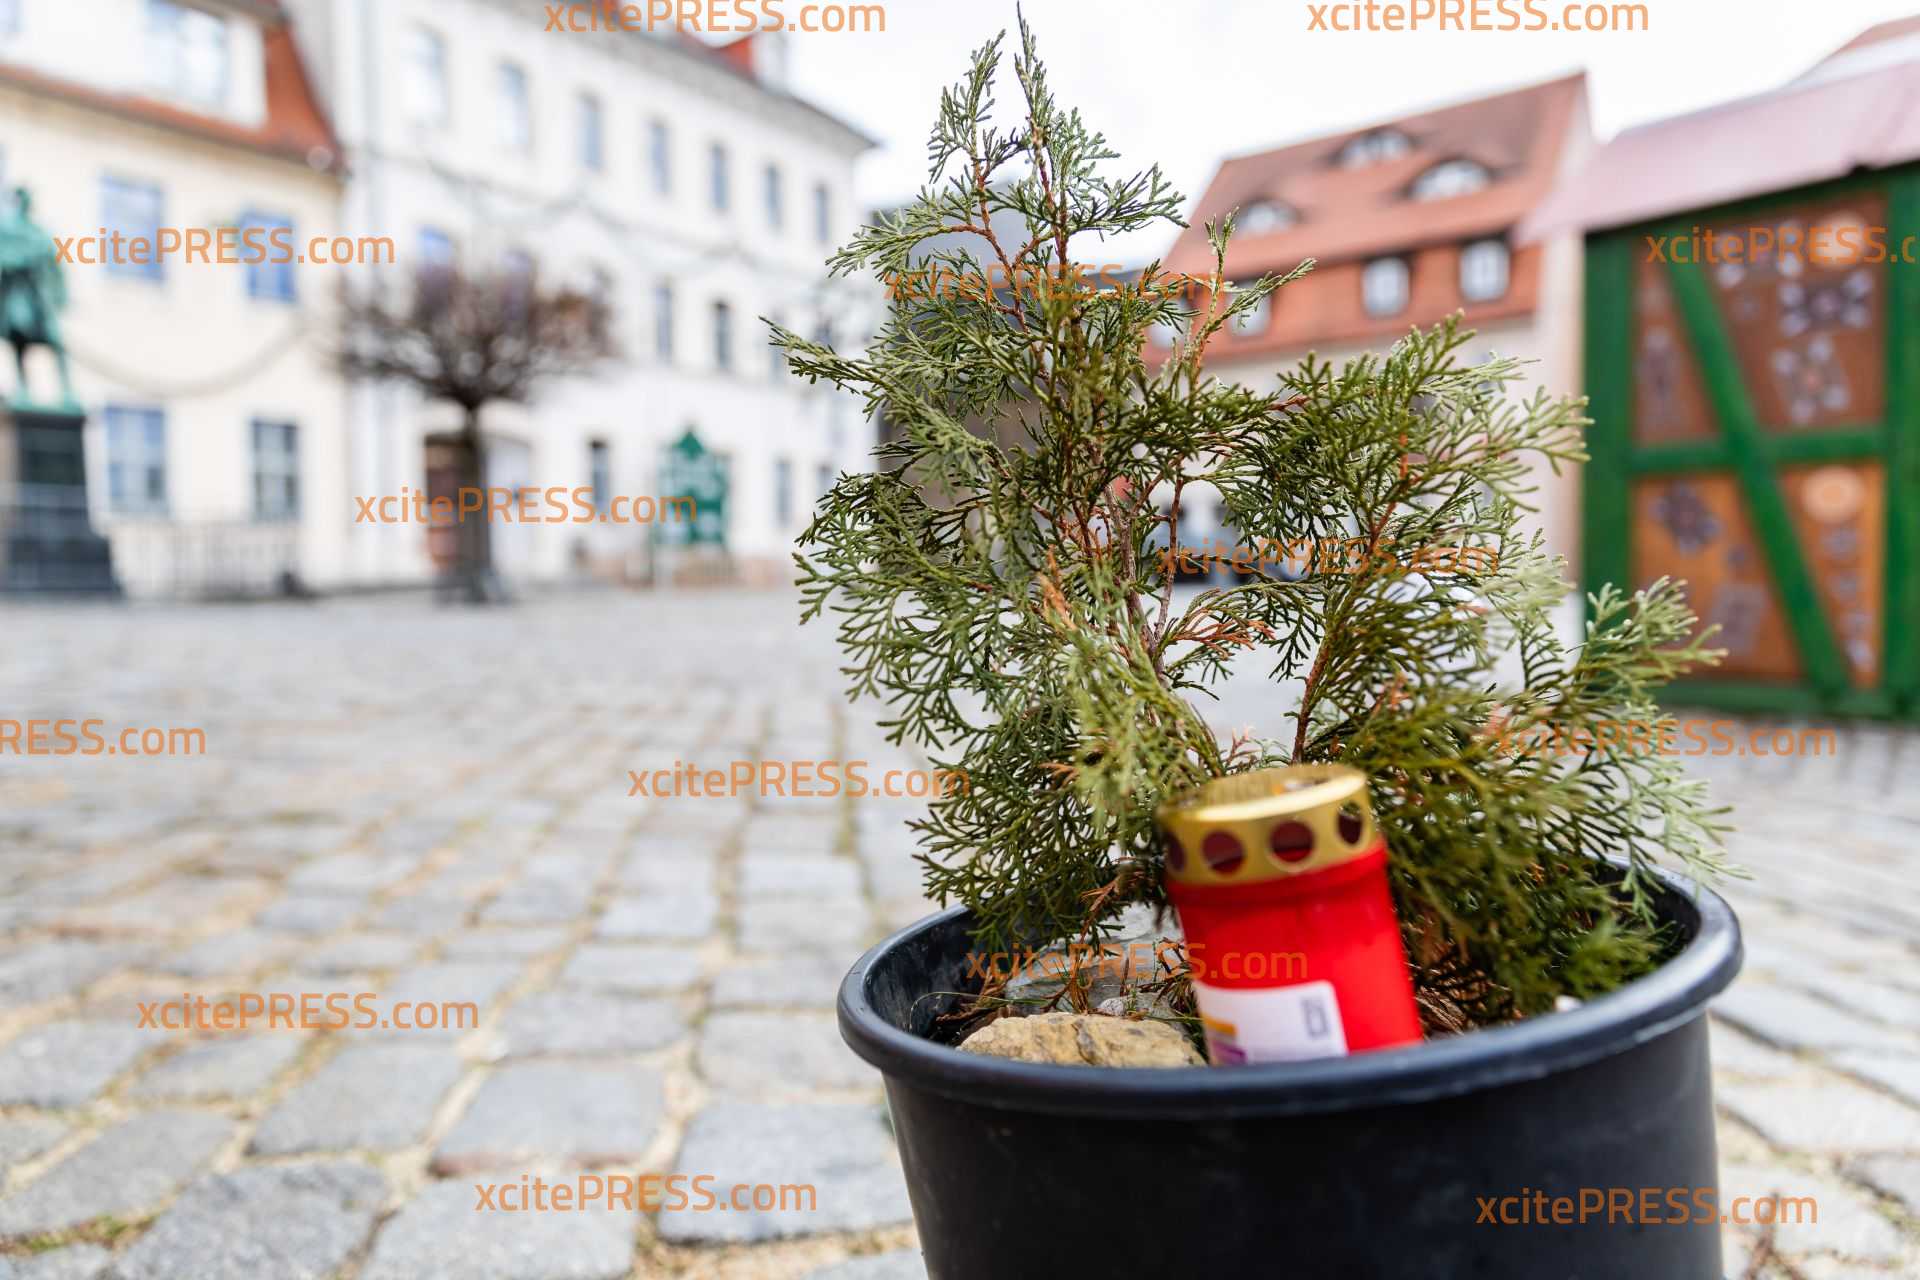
[0,591,1915,1277]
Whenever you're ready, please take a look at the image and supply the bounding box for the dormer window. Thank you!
[1338,129,1410,168]
[147,0,229,110]
[1238,201,1297,236]
[1411,159,1491,202]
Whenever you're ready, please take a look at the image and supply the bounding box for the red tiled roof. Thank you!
[0,12,341,174]
[1162,72,1585,279]
[1151,73,1585,361]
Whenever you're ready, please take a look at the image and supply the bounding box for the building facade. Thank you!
[0,0,349,597]
[1150,75,1593,627]
[284,0,880,588]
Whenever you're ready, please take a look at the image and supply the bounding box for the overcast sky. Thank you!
[769,0,1915,261]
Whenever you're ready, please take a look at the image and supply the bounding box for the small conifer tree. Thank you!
[780,18,1731,1026]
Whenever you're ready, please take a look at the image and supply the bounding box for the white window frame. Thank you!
[251,419,300,522]
[147,0,229,109]
[1459,239,1510,303]
[1361,257,1410,318]
[498,62,532,153]
[404,26,449,127]
[105,405,169,516]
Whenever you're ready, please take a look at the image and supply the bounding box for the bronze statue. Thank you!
[0,186,79,412]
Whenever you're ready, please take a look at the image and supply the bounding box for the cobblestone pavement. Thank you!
[0,590,1915,1279]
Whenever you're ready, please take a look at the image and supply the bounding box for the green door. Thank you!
[1583,168,1920,718]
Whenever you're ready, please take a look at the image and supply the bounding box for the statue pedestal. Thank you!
[0,406,121,595]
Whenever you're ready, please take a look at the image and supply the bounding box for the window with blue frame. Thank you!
[774,457,793,528]
[241,211,295,302]
[102,177,165,282]
[105,406,169,514]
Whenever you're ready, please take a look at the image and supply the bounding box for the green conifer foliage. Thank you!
[781,18,1732,1024]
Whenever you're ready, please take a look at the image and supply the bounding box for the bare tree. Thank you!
[339,265,614,603]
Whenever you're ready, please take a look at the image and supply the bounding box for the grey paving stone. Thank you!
[1711,982,1916,1053]
[598,892,717,941]
[0,1115,66,1177]
[0,941,142,1004]
[289,853,422,895]
[710,953,849,1009]
[53,879,271,934]
[736,820,839,855]
[804,1252,927,1280]
[347,962,522,1040]
[1720,1162,1903,1261]
[439,928,574,960]
[357,1178,634,1280]
[556,945,700,996]
[371,894,470,934]
[1709,1018,1805,1080]
[614,851,716,892]
[857,848,929,902]
[657,1103,910,1243]
[5,1244,111,1279]
[0,1022,153,1106]
[256,893,369,935]
[106,1161,384,1280]
[299,932,423,973]
[160,929,299,978]
[1718,1081,1920,1153]
[498,990,684,1056]
[737,899,870,952]
[1850,1154,1920,1215]
[479,877,594,925]
[433,1062,665,1173]
[739,854,862,899]
[129,1035,306,1100]
[0,1111,230,1235]
[698,1013,876,1093]
[1833,1051,1920,1111]
[251,1044,465,1154]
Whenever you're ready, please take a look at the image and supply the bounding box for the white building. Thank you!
[285,0,881,587]
[0,0,351,597]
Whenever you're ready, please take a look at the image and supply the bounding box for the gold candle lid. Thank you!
[1156,765,1379,887]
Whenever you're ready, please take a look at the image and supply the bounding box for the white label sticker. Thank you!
[1194,979,1349,1065]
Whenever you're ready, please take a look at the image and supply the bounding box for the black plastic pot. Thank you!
[839,862,1742,1279]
